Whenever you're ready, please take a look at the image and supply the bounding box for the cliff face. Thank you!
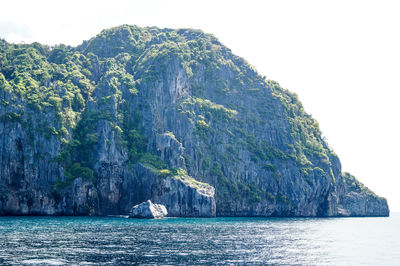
[337,173,389,216]
[0,25,389,217]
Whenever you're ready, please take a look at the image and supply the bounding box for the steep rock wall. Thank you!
[0,25,389,217]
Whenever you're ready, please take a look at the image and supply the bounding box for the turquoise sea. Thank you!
[1,214,399,265]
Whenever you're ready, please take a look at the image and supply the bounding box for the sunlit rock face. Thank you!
[0,25,388,217]
[337,173,389,217]
[129,200,168,219]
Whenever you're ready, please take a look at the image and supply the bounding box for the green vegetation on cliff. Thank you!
[0,25,388,217]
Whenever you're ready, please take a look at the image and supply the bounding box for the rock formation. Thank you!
[337,173,389,216]
[136,164,216,217]
[129,200,168,219]
[0,25,389,217]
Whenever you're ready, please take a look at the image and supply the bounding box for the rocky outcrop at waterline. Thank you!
[337,173,389,217]
[0,25,389,217]
[136,164,216,217]
[129,200,168,219]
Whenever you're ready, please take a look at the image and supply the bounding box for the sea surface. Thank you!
[0,213,399,265]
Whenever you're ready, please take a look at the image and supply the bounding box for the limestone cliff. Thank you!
[0,25,389,217]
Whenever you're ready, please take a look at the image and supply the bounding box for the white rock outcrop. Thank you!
[129,200,168,219]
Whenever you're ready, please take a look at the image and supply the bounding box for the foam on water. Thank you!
[21,259,66,265]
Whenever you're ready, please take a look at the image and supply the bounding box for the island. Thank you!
[0,25,389,217]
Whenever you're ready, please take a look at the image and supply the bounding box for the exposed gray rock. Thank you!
[129,200,167,219]
[156,132,185,169]
[136,164,216,217]
[338,192,389,217]
[338,173,389,217]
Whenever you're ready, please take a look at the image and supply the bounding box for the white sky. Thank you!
[1,0,399,212]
